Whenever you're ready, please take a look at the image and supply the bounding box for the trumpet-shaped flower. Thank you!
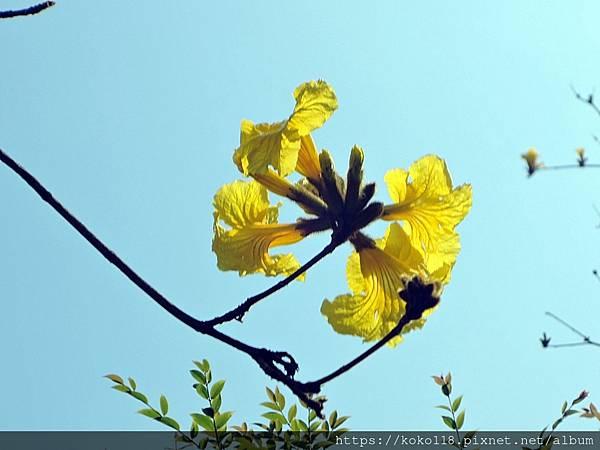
[321,156,471,345]
[381,155,472,282]
[213,80,472,346]
[212,180,307,277]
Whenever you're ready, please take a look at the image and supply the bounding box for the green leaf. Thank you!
[452,396,463,412]
[211,394,222,413]
[564,409,579,417]
[262,412,286,424]
[128,377,137,391]
[190,421,199,439]
[561,401,567,414]
[266,387,277,402]
[334,416,350,429]
[131,391,148,404]
[288,404,297,422]
[111,385,130,393]
[275,388,286,410]
[552,418,562,430]
[138,408,160,419]
[160,416,180,431]
[296,420,308,431]
[160,395,169,416]
[190,370,206,384]
[205,370,212,384]
[196,384,209,399]
[191,413,214,431]
[261,401,279,410]
[104,374,124,384]
[442,416,456,429]
[215,411,233,429]
[436,405,452,412]
[328,410,337,427]
[308,409,317,422]
[210,380,226,399]
[201,359,210,372]
[202,407,214,418]
[456,410,465,429]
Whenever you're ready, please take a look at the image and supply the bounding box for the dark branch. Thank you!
[0,148,436,416]
[204,237,343,326]
[303,279,440,392]
[571,85,600,118]
[538,164,600,172]
[544,311,600,348]
[0,147,305,404]
[0,1,55,19]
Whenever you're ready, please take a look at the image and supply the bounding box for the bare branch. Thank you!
[543,311,600,349]
[0,1,55,19]
[0,148,437,416]
[204,237,343,326]
[571,85,600,118]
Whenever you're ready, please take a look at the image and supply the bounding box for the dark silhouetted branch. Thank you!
[204,238,343,326]
[0,148,437,416]
[543,311,600,349]
[572,85,600,119]
[0,1,55,19]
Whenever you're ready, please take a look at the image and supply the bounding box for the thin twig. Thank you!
[545,311,600,348]
[204,238,343,326]
[571,85,600,118]
[539,164,600,172]
[0,1,55,19]
[545,312,588,339]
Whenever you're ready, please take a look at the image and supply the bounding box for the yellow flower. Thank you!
[576,147,587,167]
[212,180,307,277]
[381,155,472,282]
[522,148,542,176]
[214,81,472,346]
[233,80,337,177]
[321,156,471,345]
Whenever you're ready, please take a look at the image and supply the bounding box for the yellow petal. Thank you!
[382,155,472,276]
[287,80,338,136]
[213,179,275,228]
[233,80,337,177]
[296,135,322,181]
[321,229,423,345]
[234,120,299,177]
[213,222,304,277]
[212,180,305,278]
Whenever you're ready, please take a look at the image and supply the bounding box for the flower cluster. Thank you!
[212,80,472,345]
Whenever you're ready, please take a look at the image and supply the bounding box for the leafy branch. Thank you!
[523,390,589,450]
[0,1,55,19]
[432,373,475,450]
[106,359,349,450]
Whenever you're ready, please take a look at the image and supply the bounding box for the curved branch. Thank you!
[0,1,55,19]
[0,148,433,416]
[0,148,300,393]
[204,237,343,326]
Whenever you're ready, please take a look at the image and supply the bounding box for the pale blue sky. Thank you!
[1,0,600,431]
